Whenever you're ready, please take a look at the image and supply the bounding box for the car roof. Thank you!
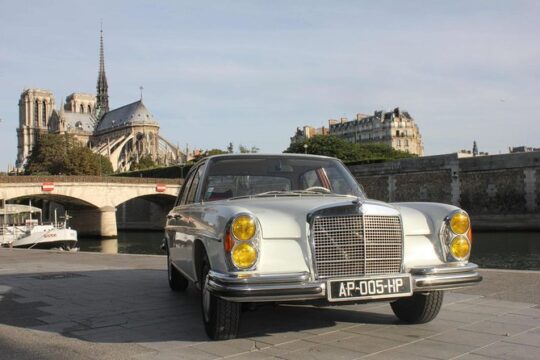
[204,153,337,161]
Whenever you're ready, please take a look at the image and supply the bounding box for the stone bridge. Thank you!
[0,176,182,237]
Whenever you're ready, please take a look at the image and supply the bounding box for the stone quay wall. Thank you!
[348,151,540,230]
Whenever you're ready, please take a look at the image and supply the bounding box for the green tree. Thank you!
[189,148,227,164]
[239,144,259,153]
[284,135,416,163]
[285,135,357,161]
[97,154,114,175]
[207,148,227,156]
[25,133,113,175]
[130,155,157,171]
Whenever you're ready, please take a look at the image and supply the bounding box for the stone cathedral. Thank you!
[15,29,183,172]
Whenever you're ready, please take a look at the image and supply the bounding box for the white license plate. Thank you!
[327,274,412,302]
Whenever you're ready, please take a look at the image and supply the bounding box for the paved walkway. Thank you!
[0,249,539,360]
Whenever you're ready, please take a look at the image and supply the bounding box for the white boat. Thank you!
[1,203,78,250]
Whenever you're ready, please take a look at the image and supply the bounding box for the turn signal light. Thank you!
[224,230,234,252]
[450,212,470,234]
[232,215,256,241]
[450,235,470,260]
[231,243,257,269]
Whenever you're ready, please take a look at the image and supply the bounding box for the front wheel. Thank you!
[201,254,241,340]
[390,291,444,324]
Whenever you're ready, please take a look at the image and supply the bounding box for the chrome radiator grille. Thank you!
[312,215,403,279]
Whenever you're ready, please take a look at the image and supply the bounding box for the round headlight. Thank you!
[450,235,470,260]
[450,212,470,234]
[231,243,257,269]
[232,215,256,241]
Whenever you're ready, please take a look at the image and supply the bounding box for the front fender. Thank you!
[393,202,462,269]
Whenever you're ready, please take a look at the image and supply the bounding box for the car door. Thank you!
[166,163,205,280]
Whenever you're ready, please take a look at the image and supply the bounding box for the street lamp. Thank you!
[303,143,308,154]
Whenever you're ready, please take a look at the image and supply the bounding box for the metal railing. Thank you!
[0,176,183,185]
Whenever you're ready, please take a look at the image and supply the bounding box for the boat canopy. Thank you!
[1,204,42,215]
[1,204,42,226]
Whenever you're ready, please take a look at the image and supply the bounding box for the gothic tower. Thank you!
[95,26,109,118]
[15,89,56,168]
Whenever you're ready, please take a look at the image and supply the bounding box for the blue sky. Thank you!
[1,1,539,169]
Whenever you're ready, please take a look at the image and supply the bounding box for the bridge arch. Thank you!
[5,193,101,210]
[116,193,176,232]
[0,177,181,238]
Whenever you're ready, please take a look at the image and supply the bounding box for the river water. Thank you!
[78,230,540,271]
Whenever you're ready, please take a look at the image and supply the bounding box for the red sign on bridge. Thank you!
[156,184,167,192]
[42,182,55,192]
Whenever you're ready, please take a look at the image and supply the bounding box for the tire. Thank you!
[390,291,444,324]
[168,252,188,291]
[200,253,241,340]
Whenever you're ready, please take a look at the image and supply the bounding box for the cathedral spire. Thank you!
[96,22,109,118]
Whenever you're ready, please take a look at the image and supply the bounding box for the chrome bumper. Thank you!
[409,263,483,291]
[207,263,482,302]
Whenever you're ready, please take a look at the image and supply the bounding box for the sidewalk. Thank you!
[0,249,539,360]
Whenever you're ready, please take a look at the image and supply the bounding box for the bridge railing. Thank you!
[0,176,182,185]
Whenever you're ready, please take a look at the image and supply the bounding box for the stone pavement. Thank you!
[0,249,539,360]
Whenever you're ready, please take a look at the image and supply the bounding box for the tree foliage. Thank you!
[284,135,416,163]
[24,133,113,175]
[207,148,228,156]
[130,154,157,171]
[239,144,259,153]
[189,148,228,163]
[97,154,114,175]
[189,144,260,164]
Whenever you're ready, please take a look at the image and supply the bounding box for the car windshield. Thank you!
[202,156,366,201]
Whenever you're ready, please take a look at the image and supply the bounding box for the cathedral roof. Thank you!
[96,100,158,132]
[62,112,97,133]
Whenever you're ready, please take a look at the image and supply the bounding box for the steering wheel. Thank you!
[305,186,331,193]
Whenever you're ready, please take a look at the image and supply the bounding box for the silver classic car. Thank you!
[164,154,481,340]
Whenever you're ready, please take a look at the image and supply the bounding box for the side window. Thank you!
[185,166,204,204]
[175,170,195,206]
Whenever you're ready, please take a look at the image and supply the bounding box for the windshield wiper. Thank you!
[228,189,346,201]
[226,191,290,200]
[254,191,293,196]
[229,191,303,200]
[294,189,332,194]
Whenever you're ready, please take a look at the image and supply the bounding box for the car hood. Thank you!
[220,195,400,239]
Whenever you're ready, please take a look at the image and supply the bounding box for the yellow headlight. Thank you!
[232,215,256,241]
[450,235,470,259]
[231,243,257,269]
[450,212,470,234]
